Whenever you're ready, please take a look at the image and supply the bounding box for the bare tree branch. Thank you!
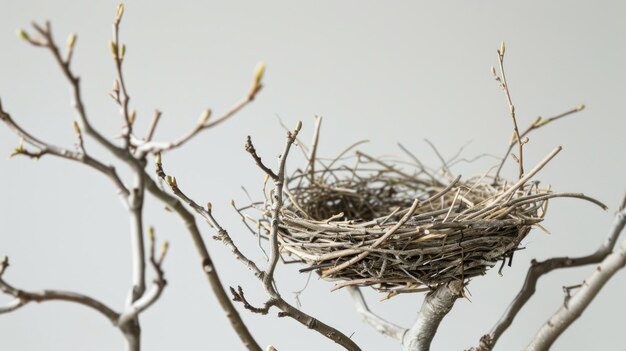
[5,7,262,350]
[471,194,625,351]
[524,218,626,350]
[402,281,463,351]
[143,173,262,351]
[27,21,125,159]
[0,256,120,323]
[158,123,362,351]
[118,227,168,326]
[0,100,130,201]
[155,155,263,278]
[347,286,407,341]
[245,135,279,180]
[493,105,585,180]
[134,64,265,156]
[492,42,524,180]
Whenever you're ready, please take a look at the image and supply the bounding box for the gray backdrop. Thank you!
[1,1,624,350]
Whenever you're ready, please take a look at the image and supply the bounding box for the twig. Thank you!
[134,64,265,155]
[307,116,322,183]
[26,21,126,159]
[347,286,407,341]
[525,203,626,350]
[424,138,452,178]
[245,136,279,180]
[143,110,162,142]
[110,4,133,149]
[494,105,585,179]
[146,164,263,351]
[0,101,129,201]
[160,122,361,350]
[118,227,169,326]
[0,256,119,322]
[472,193,626,350]
[7,8,262,350]
[493,42,524,180]
[156,155,263,278]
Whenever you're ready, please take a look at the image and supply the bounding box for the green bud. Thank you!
[109,41,118,58]
[198,109,212,124]
[116,3,125,22]
[254,62,265,85]
[67,33,77,49]
[148,226,155,241]
[17,29,29,42]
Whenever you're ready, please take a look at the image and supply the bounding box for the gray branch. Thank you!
[471,194,626,351]
[524,202,626,351]
[347,286,407,341]
[403,281,463,351]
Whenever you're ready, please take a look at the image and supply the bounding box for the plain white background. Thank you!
[1,1,625,350]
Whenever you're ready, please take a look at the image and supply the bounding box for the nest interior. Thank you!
[273,152,552,295]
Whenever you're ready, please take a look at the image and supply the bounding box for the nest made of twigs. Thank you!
[243,145,604,297]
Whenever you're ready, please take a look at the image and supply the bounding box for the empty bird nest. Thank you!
[240,125,605,297]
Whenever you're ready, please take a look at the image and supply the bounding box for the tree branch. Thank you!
[402,281,463,351]
[493,104,585,180]
[469,194,625,351]
[525,209,626,350]
[0,100,130,201]
[26,21,125,158]
[143,172,263,351]
[158,122,361,350]
[134,64,265,156]
[347,286,407,341]
[0,256,120,323]
[118,227,168,326]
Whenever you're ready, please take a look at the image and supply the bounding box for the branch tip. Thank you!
[17,29,29,41]
[67,33,77,49]
[254,62,266,85]
[115,3,125,23]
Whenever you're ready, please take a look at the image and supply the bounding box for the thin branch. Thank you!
[254,122,361,351]
[0,256,120,323]
[134,64,265,155]
[118,227,169,326]
[493,42,524,180]
[494,104,585,179]
[156,155,263,277]
[402,281,464,351]
[161,122,361,350]
[424,138,452,178]
[110,4,133,149]
[245,136,279,180]
[347,286,407,341]
[143,110,162,142]
[145,168,263,351]
[0,100,130,201]
[9,8,263,351]
[472,194,626,350]
[307,116,322,183]
[524,227,626,351]
[27,21,125,158]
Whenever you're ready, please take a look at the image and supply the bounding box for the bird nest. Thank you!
[242,141,603,297]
